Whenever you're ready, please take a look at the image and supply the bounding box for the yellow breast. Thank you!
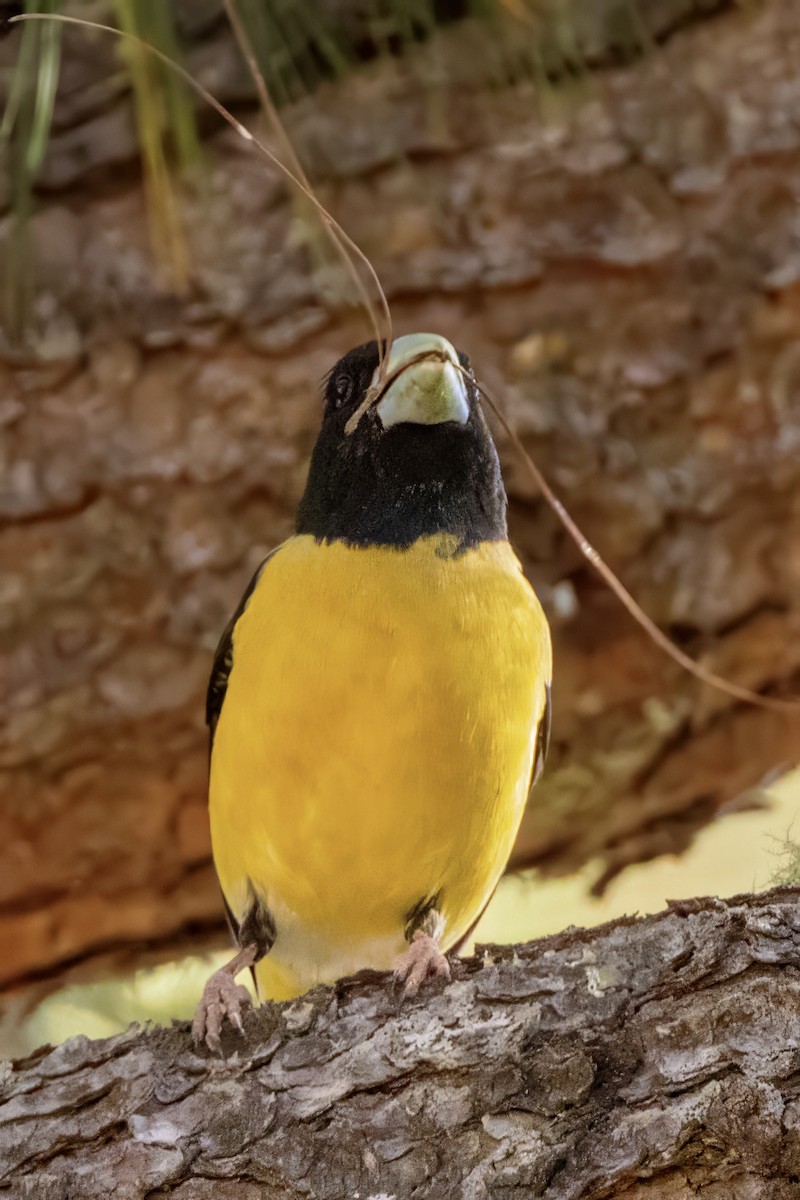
[209,533,551,999]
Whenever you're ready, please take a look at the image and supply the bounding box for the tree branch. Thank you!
[3,887,800,1198]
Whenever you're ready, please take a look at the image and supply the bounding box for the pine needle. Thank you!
[113,0,189,290]
[1,0,62,342]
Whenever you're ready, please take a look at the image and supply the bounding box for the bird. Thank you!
[193,332,552,1050]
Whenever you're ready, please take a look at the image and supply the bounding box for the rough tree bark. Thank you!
[1,0,800,992]
[3,887,800,1198]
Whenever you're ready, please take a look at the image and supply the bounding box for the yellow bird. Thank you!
[193,333,552,1049]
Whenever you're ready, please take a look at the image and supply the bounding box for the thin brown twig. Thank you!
[11,11,391,363]
[221,0,392,381]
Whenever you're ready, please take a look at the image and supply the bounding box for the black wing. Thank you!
[530,681,552,788]
[206,548,279,748]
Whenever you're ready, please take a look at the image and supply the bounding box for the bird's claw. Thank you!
[393,930,451,997]
[192,968,252,1052]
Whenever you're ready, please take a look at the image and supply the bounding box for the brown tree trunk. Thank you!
[1,0,800,992]
[3,888,800,1198]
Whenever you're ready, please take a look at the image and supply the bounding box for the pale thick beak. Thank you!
[374,333,469,429]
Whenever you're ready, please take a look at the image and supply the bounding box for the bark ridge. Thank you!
[2,888,800,1198]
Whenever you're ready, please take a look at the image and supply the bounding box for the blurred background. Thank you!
[1,0,799,1057]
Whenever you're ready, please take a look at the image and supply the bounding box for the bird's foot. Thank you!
[192,960,253,1052]
[393,930,451,997]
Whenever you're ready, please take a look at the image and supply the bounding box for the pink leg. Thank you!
[192,943,257,1052]
[393,929,451,997]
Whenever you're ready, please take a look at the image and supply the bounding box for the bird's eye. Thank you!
[332,372,354,409]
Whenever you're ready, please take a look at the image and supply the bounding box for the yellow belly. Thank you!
[209,533,551,999]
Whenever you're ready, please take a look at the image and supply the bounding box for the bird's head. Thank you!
[296,333,507,550]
